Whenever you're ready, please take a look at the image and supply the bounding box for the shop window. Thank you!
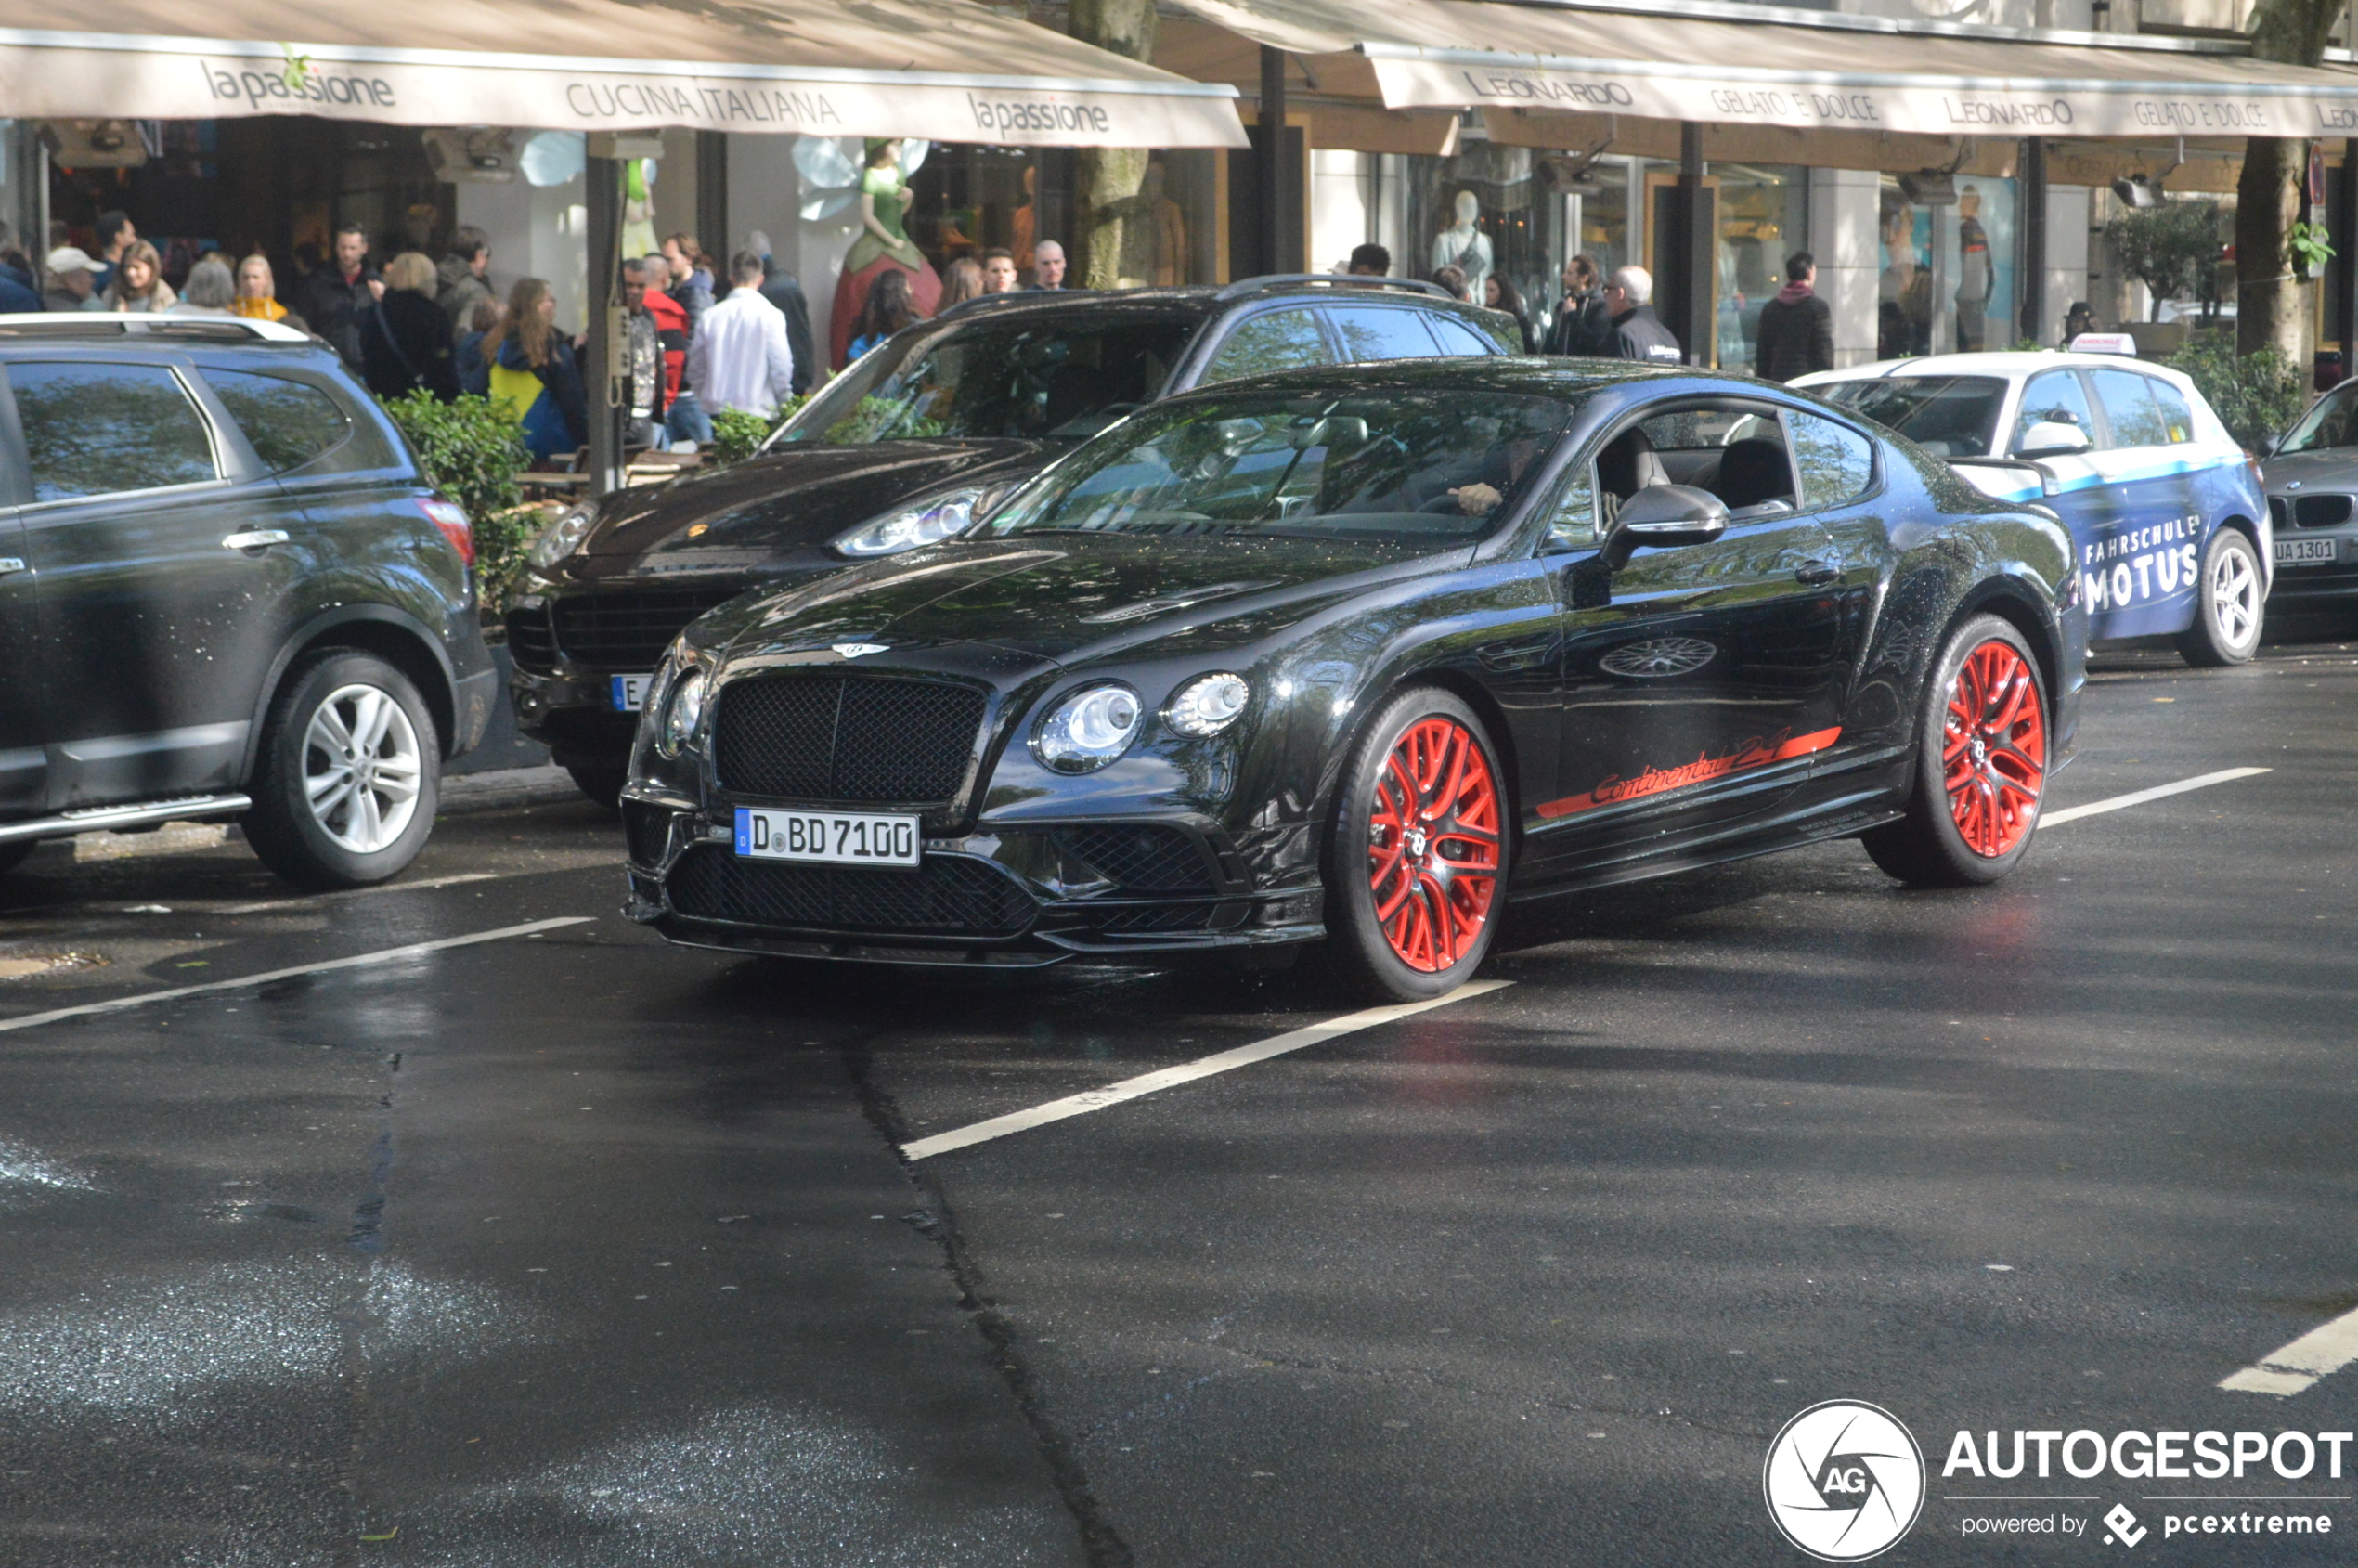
[1201,308,1332,384]
[1714,167,1808,375]
[904,147,1219,286]
[1408,144,1561,341]
[207,370,356,473]
[1882,177,2015,359]
[1787,412,1876,510]
[10,362,217,501]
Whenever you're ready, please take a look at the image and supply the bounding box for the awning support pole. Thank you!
[2021,136,2048,345]
[584,150,627,499]
[1674,122,1711,365]
[697,133,729,266]
[2337,138,2358,382]
[1256,45,1289,277]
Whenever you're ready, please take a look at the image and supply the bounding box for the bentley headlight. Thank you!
[1034,683,1142,772]
[528,504,597,568]
[1165,673,1250,737]
[658,667,709,758]
[834,487,984,557]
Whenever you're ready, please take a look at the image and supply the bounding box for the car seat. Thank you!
[1710,437,1794,512]
[1596,428,1671,524]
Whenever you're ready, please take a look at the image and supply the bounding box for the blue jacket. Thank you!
[490,335,589,462]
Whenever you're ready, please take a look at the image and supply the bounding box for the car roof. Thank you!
[1795,351,2182,385]
[932,274,1509,330]
[0,313,315,346]
[1154,356,1743,402]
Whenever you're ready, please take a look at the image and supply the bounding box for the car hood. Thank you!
[2262,447,2358,491]
[692,532,1463,669]
[570,439,1055,576]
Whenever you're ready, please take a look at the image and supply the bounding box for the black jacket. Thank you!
[299,266,382,369]
[1543,290,1613,356]
[1612,305,1684,365]
[1754,290,1834,383]
[360,290,462,403]
[758,263,817,395]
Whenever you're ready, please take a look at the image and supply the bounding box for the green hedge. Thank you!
[708,397,805,465]
[379,391,538,606]
[2165,340,2310,452]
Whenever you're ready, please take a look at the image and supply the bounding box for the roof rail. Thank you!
[1214,274,1453,303]
[933,292,1057,321]
[0,313,312,343]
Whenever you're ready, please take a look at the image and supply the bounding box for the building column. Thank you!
[1807,167,1881,368]
[1256,46,1289,277]
[2020,136,2048,346]
[697,132,729,262]
[2045,185,2092,344]
[1667,122,1712,362]
[583,147,628,497]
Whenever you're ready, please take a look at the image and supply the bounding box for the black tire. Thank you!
[564,759,626,810]
[0,839,33,878]
[1863,614,2049,888]
[245,650,441,889]
[1321,687,1510,1003]
[2173,526,2264,667]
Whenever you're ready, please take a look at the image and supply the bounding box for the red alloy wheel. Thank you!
[1366,717,1502,972]
[1942,639,2048,859]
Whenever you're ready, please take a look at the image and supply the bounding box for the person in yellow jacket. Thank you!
[231,253,307,331]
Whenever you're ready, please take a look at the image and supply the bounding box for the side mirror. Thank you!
[1604,484,1730,569]
[2015,421,2091,460]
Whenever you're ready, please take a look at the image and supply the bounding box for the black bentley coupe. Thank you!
[619,360,2085,1001]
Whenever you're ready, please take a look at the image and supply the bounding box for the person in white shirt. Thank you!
[684,251,797,417]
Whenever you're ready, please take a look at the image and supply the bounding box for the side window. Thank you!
[1787,411,1876,509]
[1427,315,1503,356]
[1200,308,1333,384]
[8,361,219,502]
[1548,464,1597,549]
[207,369,354,473]
[1327,306,1443,364]
[2014,370,2094,453]
[2091,369,2170,449]
[2147,377,2196,444]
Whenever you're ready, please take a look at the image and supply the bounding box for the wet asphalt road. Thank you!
[2,631,2356,1566]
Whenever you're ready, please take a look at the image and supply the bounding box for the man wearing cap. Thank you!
[43,248,100,313]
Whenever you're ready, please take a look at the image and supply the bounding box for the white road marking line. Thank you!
[0,917,592,1035]
[901,979,1512,1160]
[216,871,506,914]
[2041,767,2270,828]
[2219,1303,2358,1397]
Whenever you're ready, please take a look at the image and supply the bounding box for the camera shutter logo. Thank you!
[1762,1400,1926,1561]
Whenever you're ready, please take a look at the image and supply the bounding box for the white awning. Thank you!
[1173,0,2358,141]
[0,0,1247,146]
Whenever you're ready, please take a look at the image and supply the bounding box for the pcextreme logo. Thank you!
[1765,1400,1929,1561]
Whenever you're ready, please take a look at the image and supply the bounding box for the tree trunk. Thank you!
[1069,0,1160,290]
[2236,0,2342,359]
[2235,137,2309,358]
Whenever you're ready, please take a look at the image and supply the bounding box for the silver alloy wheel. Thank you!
[2209,539,2261,649]
[302,682,423,853]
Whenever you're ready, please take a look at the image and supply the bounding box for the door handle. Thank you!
[0,557,23,577]
[221,529,291,551]
[1794,558,1841,586]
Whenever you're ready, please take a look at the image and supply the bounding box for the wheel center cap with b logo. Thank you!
[1763,1400,1925,1561]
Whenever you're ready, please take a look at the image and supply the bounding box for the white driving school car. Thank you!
[1795,351,2272,665]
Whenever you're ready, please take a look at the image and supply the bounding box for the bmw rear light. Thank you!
[416,498,474,565]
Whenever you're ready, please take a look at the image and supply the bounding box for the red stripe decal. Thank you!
[1535,727,1842,821]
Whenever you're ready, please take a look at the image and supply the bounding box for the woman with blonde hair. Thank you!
[360,251,460,402]
[230,253,298,326]
[98,240,176,313]
[481,277,587,461]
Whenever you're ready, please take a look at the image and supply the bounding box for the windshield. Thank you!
[769,314,1200,447]
[1822,375,2006,459]
[984,389,1575,546]
[2278,382,2358,454]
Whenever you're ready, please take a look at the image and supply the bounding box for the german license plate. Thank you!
[733,807,920,868]
[2275,537,2338,565]
[611,673,654,711]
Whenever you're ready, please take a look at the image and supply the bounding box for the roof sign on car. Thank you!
[2068,332,2138,356]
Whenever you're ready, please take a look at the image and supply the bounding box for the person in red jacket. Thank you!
[641,250,706,446]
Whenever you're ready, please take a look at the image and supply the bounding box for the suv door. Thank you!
[6,356,289,808]
[2081,367,2200,626]
[1535,403,1848,871]
[0,509,36,815]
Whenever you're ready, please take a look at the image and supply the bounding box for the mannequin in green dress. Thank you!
[830,136,942,368]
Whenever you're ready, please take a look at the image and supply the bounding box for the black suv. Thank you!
[506,276,1519,805]
[0,317,496,887]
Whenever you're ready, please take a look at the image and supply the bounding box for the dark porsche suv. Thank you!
[504,275,1520,805]
[0,317,495,888]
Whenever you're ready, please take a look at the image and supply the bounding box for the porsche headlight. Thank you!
[528,504,597,568]
[1165,673,1250,737]
[1033,683,1142,772]
[658,667,710,758]
[833,487,984,557]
